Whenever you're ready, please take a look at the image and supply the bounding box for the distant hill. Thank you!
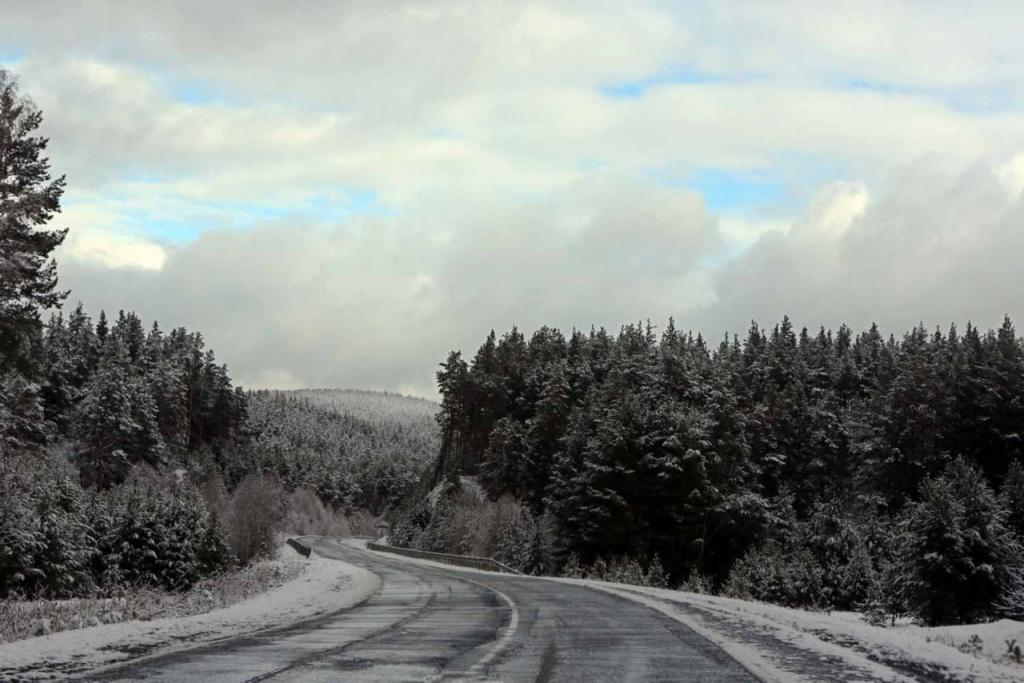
[289,388,439,427]
[242,389,439,514]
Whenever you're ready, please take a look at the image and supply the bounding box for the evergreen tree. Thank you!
[0,69,68,376]
[900,458,1020,625]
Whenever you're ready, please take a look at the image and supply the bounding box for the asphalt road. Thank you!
[90,538,758,682]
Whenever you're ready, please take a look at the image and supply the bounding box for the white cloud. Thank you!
[61,228,167,271]
[718,217,790,248]
[4,2,1024,393]
[799,181,868,238]
[997,152,1024,197]
[693,157,1024,337]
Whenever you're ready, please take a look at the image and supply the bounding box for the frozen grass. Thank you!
[0,552,306,644]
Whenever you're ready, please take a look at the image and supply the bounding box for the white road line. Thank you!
[460,579,520,679]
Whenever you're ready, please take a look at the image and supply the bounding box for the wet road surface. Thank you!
[89,538,757,682]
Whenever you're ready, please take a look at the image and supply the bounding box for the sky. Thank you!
[4,1,1024,396]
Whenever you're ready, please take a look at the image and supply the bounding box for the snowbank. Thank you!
[910,619,1024,667]
[0,539,381,680]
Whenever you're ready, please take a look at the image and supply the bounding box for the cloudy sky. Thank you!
[4,1,1024,396]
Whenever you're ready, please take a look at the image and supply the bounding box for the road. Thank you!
[91,538,758,682]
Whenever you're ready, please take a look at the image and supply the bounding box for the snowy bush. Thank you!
[725,544,826,608]
[560,553,585,579]
[92,474,233,591]
[681,570,710,594]
[576,555,671,588]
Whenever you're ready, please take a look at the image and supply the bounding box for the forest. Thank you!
[0,69,432,604]
[391,317,1024,626]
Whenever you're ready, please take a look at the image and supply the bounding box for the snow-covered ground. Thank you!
[0,539,381,681]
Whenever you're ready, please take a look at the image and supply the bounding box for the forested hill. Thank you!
[290,388,439,425]
[396,316,1024,627]
[240,389,439,514]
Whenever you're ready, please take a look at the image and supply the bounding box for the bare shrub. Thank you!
[343,508,381,537]
[198,476,231,522]
[283,488,351,536]
[466,495,520,558]
[227,474,284,564]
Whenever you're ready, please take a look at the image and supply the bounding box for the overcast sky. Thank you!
[4,1,1024,396]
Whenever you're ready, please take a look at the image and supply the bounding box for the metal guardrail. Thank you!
[366,542,522,575]
[286,537,313,558]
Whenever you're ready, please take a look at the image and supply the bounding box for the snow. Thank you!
[25,533,1014,682]
[426,476,487,509]
[357,540,1024,682]
[579,582,1024,683]
[909,619,1024,666]
[0,538,381,680]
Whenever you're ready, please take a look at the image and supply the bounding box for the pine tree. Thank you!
[31,469,94,596]
[0,69,68,376]
[75,338,143,488]
[0,465,44,597]
[1000,460,1024,539]
[900,458,1020,625]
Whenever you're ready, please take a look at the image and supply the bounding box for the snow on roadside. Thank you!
[907,619,1024,668]
[580,582,1023,683]
[355,540,1023,682]
[0,539,382,680]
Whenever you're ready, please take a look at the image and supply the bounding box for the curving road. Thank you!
[90,538,758,682]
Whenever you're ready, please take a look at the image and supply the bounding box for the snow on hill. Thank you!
[289,388,439,427]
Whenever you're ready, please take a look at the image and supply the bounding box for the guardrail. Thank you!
[366,542,522,575]
[286,537,313,558]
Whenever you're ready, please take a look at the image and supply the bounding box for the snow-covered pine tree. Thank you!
[1000,460,1024,539]
[0,464,45,597]
[900,457,1020,625]
[0,69,68,376]
[31,468,94,596]
[74,339,139,488]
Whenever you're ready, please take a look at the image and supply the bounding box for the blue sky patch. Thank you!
[600,68,717,99]
[168,76,252,107]
[102,187,394,243]
[0,49,24,65]
[647,167,786,213]
[685,168,785,212]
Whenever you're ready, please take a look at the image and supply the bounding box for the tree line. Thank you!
[393,317,1024,626]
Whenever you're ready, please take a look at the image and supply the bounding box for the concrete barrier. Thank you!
[366,542,522,575]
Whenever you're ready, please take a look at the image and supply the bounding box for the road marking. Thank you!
[457,579,520,680]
